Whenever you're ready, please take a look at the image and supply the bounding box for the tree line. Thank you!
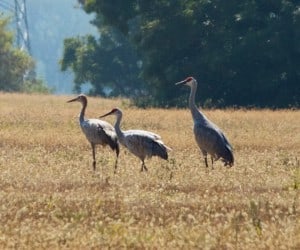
[61,0,300,108]
[2,1,298,108]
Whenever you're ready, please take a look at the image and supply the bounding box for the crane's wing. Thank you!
[97,120,116,138]
[96,120,119,149]
[125,129,161,140]
[82,119,118,150]
[151,139,169,159]
[194,122,233,162]
[123,131,169,160]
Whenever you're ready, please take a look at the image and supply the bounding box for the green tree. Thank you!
[74,0,299,107]
[0,16,49,93]
[61,28,143,97]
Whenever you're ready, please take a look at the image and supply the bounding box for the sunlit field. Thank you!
[0,92,299,249]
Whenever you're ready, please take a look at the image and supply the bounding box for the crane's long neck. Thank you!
[79,100,87,124]
[114,113,125,142]
[189,81,207,123]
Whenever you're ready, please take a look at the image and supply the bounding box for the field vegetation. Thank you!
[0,93,299,249]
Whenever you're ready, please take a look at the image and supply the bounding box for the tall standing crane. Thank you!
[100,108,171,172]
[176,77,234,168]
[67,95,119,172]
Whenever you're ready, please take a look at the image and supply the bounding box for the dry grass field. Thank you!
[0,92,299,249]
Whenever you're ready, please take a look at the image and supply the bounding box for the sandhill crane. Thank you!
[67,94,119,171]
[176,77,234,168]
[99,108,171,172]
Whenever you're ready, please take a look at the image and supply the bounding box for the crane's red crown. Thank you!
[111,108,119,113]
[185,76,194,82]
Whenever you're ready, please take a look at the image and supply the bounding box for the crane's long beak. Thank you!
[175,79,187,86]
[67,97,78,103]
[99,110,114,118]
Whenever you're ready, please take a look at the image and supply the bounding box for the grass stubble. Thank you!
[0,93,299,249]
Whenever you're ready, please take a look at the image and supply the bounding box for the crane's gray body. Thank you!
[117,129,168,161]
[193,113,233,165]
[100,108,170,171]
[177,77,234,167]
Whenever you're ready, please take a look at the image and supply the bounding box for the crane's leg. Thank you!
[114,145,120,174]
[143,164,148,172]
[114,158,118,174]
[211,156,214,169]
[202,150,209,168]
[140,161,148,172]
[204,157,208,168]
[91,143,96,171]
[140,162,144,172]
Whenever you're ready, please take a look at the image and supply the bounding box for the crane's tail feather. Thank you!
[97,124,120,157]
[156,140,172,151]
[222,145,234,167]
[107,139,119,157]
[108,139,119,157]
[152,141,169,160]
[103,132,119,157]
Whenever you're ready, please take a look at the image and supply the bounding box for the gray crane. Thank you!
[176,77,234,168]
[67,94,119,171]
[99,108,171,172]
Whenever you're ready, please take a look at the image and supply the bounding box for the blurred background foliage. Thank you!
[0,17,49,93]
[62,0,300,108]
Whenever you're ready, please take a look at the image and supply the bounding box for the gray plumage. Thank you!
[67,94,119,171]
[100,108,171,171]
[176,77,234,168]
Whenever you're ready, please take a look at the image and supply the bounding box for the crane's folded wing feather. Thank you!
[123,132,168,160]
[194,122,233,158]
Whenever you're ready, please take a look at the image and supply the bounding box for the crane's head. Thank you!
[67,94,87,105]
[99,107,122,118]
[175,76,196,87]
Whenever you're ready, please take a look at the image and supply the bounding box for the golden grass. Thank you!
[0,92,299,249]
